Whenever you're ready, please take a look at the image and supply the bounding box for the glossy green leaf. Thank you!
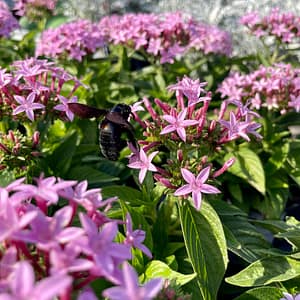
[178,200,228,300]
[102,185,144,206]
[68,165,119,185]
[224,147,265,195]
[144,260,196,286]
[47,132,77,176]
[226,256,300,287]
[233,287,284,300]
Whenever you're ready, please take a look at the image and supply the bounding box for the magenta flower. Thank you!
[0,261,71,300]
[49,244,94,275]
[54,95,78,121]
[15,206,84,251]
[14,175,77,208]
[0,2,19,38]
[12,92,45,121]
[288,95,300,113]
[77,288,98,300]
[174,166,221,210]
[160,108,198,142]
[78,214,131,283]
[0,247,17,292]
[102,262,163,300]
[0,188,38,243]
[0,68,12,88]
[128,148,158,184]
[124,213,152,258]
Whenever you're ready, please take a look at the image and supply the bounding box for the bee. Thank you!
[68,102,138,161]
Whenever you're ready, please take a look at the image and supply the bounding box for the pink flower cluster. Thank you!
[36,12,232,62]
[218,63,300,113]
[0,1,19,38]
[0,57,83,122]
[13,0,57,17]
[35,19,106,61]
[128,76,261,210]
[0,175,162,299]
[240,8,300,43]
[99,12,232,63]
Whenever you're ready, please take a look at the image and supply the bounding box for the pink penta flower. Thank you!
[12,92,45,121]
[128,148,158,184]
[124,213,152,258]
[54,95,78,121]
[160,108,198,142]
[288,95,300,113]
[174,166,221,210]
[167,76,207,105]
[102,262,163,300]
[0,261,72,300]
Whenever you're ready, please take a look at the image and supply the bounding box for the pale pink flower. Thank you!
[128,148,158,184]
[174,166,221,210]
[160,108,198,142]
[13,92,45,121]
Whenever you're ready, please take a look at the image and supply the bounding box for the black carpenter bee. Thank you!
[68,102,138,161]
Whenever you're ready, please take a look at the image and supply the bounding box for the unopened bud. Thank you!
[177,149,183,162]
[213,157,236,178]
[209,120,217,133]
[8,130,15,142]
[32,131,40,146]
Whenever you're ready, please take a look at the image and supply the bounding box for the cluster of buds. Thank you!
[218,63,300,114]
[0,175,163,299]
[13,0,58,21]
[128,76,262,210]
[240,8,300,44]
[0,129,40,176]
[0,1,19,38]
[0,57,83,122]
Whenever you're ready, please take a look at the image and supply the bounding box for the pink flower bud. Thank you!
[213,157,236,178]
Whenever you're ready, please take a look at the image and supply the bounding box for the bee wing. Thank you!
[68,103,108,119]
[106,112,139,151]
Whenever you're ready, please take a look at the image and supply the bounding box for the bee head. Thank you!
[112,104,131,119]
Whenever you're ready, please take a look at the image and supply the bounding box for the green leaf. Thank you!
[211,200,270,263]
[45,15,69,28]
[276,229,300,249]
[144,260,196,286]
[265,141,289,174]
[102,185,144,206]
[226,256,300,287]
[0,170,15,187]
[285,140,300,186]
[47,132,77,176]
[224,147,265,195]
[178,200,228,300]
[68,165,119,185]
[233,287,284,300]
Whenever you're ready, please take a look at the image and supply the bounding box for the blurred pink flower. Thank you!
[0,261,71,300]
[102,261,163,300]
[124,213,152,258]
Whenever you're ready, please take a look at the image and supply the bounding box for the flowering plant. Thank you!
[1,3,300,300]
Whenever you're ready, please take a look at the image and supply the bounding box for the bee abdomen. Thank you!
[99,123,124,160]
